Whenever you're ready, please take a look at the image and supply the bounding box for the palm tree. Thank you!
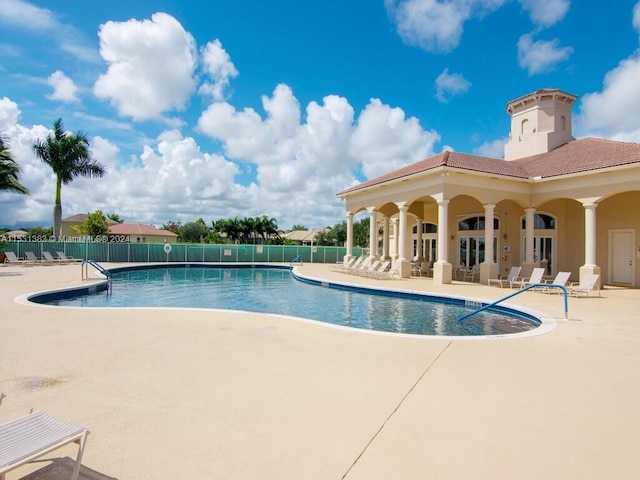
[0,136,29,195]
[258,215,279,243]
[33,119,106,239]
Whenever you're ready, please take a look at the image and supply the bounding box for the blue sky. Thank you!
[1,0,640,230]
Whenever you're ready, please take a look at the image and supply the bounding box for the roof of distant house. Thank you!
[108,223,178,237]
[282,228,329,242]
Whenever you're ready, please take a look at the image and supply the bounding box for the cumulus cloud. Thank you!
[517,33,573,75]
[46,70,79,102]
[385,0,476,53]
[473,137,508,158]
[577,56,640,142]
[386,0,570,55]
[349,99,440,178]
[198,40,238,101]
[519,0,569,28]
[434,68,471,103]
[93,12,197,121]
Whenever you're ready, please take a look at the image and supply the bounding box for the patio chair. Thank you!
[358,259,381,276]
[330,256,356,272]
[567,274,601,297]
[348,257,372,275]
[40,251,58,265]
[488,266,521,288]
[0,410,89,480]
[541,271,572,294]
[462,264,480,282]
[374,260,402,279]
[3,252,33,266]
[366,260,390,278]
[24,251,48,265]
[512,267,545,289]
[56,251,82,264]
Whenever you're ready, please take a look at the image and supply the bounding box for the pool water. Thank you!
[35,266,540,336]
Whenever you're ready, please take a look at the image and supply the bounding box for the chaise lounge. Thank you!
[0,410,89,480]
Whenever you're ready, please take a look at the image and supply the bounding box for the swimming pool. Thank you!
[30,264,542,337]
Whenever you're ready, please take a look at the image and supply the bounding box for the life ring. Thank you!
[163,243,172,254]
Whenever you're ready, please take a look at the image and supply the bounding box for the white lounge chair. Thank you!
[541,271,572,294]
[375,261,402,279]
[330,256,357,272]
[0,410,89,480]
[488,266,521,288]
[512,267,546,289]
[56,251,82,264]
[567,274,601,297]
[366,260,390,278]
[40,251,58,265]
[3,252,33,266]
[25,251,48,265]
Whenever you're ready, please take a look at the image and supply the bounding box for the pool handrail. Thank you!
[458,283,568,323]
[81,259,112,280]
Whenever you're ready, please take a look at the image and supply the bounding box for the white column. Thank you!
[434,199,452,284]
[484,204,495,264]
[398,204,408,261]
[584,203,597,266]
[437,200,449,263]
[382,216,390,259]
[392,218,399,259]
[524,208,535,264]
[416,218,423,260]
[345,213,353,260]
[368,208,377,258]
[481,203,497,284]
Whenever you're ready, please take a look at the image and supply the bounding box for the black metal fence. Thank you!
[5,241,364,264]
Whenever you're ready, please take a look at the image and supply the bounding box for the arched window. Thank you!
[520,213,555,230]
[412,223,438,234]
[560,115,566,131]
[521,118,529,135]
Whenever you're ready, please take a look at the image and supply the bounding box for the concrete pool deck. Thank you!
[1,262,639,479]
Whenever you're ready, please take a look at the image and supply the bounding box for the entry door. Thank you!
[609,230,635,285]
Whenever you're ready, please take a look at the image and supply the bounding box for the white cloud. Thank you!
[0,97,21,131]
[385,0,475,53]
[0,0,58,31]
[577,55,640,142]
[198,40,238,101]
[349,98,440,178]
[517,33,573,75]
[46,70,79,102]
[473,137,507,158]
[518,0,570,28]
[0,0,99,63]
[93,13,197,121]
[434,68,471,103]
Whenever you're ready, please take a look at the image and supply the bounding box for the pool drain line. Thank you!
[341,341,453,479]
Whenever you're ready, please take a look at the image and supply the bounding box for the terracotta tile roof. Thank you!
[337,138,640,195]
[514,137,640,178]
[108,223,178,237]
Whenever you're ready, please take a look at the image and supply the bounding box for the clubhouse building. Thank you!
[336,89,640,286]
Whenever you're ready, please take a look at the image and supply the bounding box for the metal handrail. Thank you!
[458,283,568,323]
[81,259,111,279]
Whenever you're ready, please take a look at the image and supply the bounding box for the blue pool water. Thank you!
[32,265,540,336]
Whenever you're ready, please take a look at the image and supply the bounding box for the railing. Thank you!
[458,283,569,323]
[6,241,362,265]
[81,259,112,281]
